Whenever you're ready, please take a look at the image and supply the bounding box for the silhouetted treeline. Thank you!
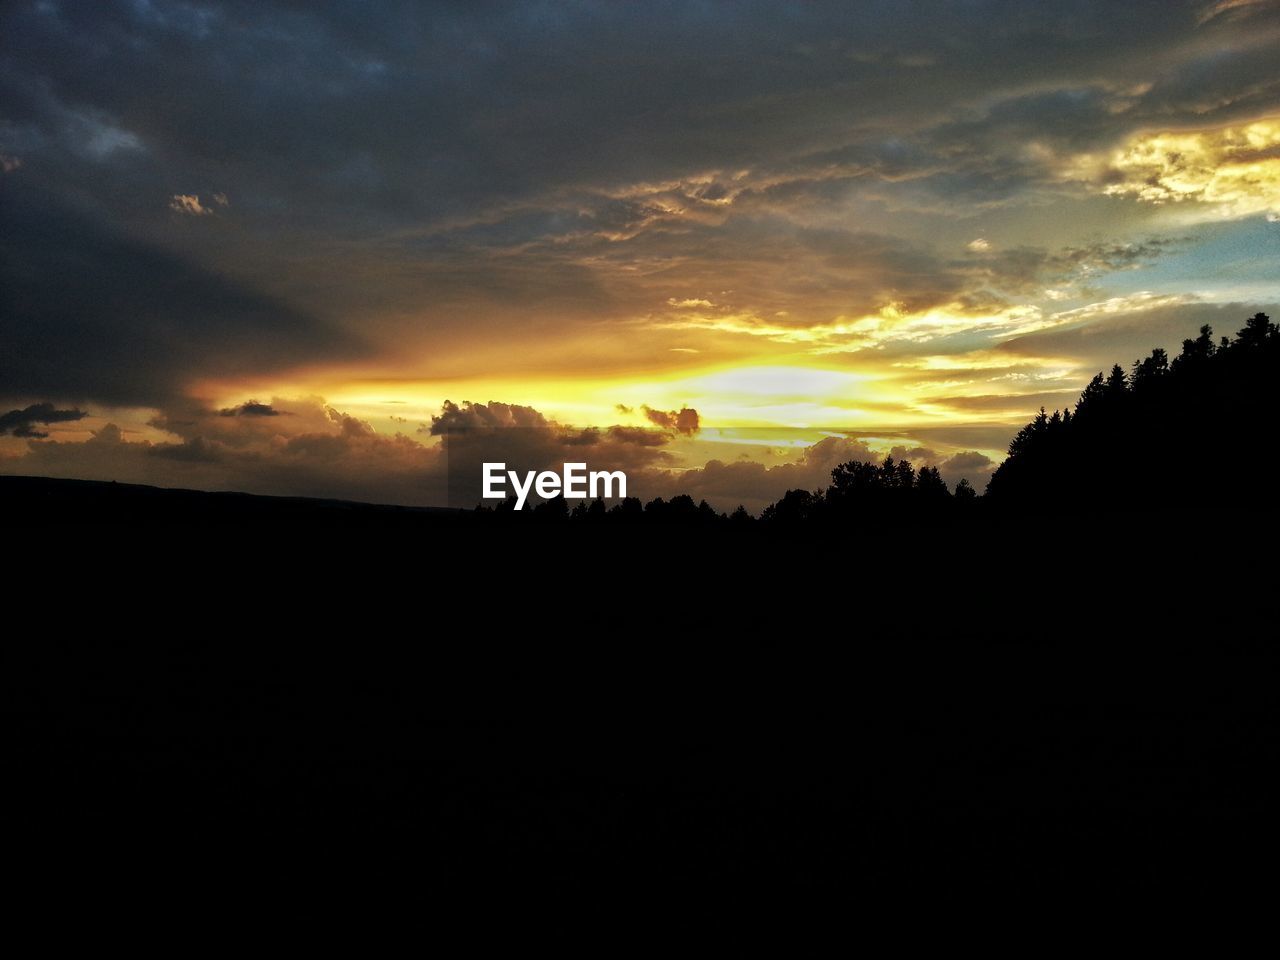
[474,491,756,526]
[986,312,1277,507]
[474,443,977,527]
[759,458,976,525]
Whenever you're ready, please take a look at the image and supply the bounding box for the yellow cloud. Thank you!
[1040,291,1196,325]
[657,300,1074,352]
[1070,117,1280,220]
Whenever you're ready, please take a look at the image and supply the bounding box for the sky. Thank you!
[2,0,1279,511]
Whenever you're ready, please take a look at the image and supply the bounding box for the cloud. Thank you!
[1197,0,1277,25]
[429,399,550,433]
[933,391,1082,414]
[1066,117,1280,220]
[941,450,995,477]
[3,398,445,506]
[1040,292,1196,326]
[967,238,991,252]
[605,426,670,446]
[963,240,1183,298]
[415,398,688,503]
[0,402,88,438]
[634,436,877,513]
[642,406,700,435]
[1,154,20,173]
[219,401,281,417]
[169,193,213,216]
[884,445,997,489]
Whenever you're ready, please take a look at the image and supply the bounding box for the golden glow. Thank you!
[203,350,1060,443]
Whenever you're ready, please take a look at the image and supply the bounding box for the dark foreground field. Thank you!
[5,475,1276,902]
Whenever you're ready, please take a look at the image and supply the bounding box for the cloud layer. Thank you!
[2,1,1278,501]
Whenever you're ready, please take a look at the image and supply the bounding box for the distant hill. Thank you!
[0,474,462,527]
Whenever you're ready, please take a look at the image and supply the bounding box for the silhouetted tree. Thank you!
[1172,324,1216,373]
[1130,348,1168,390]
[761,488,823,523]
[916,465,949,499]
[609,496,643,518]
[1237,312,1276,348]
[1074,373,1106,421]
[1104,364,1129,401]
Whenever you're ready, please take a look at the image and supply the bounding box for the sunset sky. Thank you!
[3,0,1279,510]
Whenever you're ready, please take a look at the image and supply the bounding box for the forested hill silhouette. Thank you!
[986,311,1277,507]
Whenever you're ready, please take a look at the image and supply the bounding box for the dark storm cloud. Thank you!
[0,402,87,438]
[0,190,360,405]
[219,401,281,417]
